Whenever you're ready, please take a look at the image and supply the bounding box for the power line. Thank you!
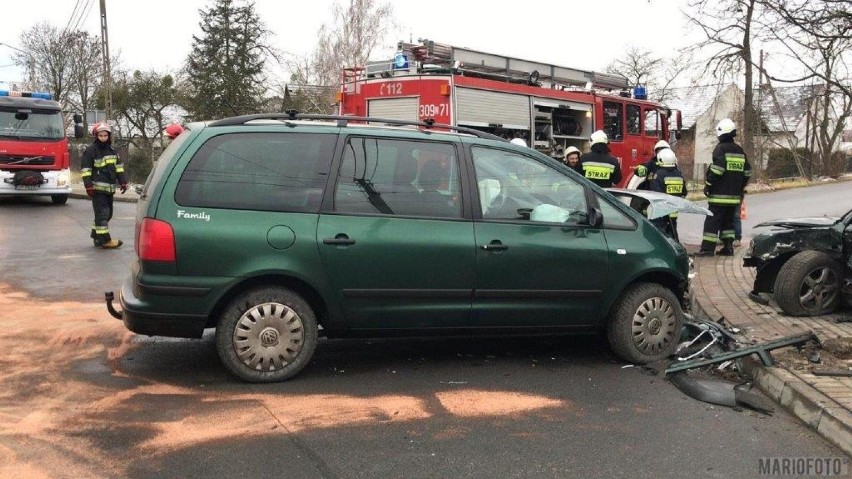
[71,0,92,32]
[64,0,83,33]
[71,0,96,33]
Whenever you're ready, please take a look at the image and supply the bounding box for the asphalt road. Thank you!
[678,180,852,245]
[0,193,847,479]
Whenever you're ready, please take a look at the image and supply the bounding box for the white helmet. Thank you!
[716,118,736,136]
[590,130,608,146]
[654,140,670,152]
[656,148,677,167]
[509,138,527,147]
[564,146,581,159]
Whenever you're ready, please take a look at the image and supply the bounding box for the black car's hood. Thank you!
[754,216,840,228]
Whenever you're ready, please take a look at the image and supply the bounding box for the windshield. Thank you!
[0,107,65,140]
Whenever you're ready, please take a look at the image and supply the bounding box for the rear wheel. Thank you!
[51,194,68,205]
[215,286,318,382]
[607,283,683,364]
[774,251,841,316]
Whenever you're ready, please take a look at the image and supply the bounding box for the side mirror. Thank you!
[588,207,603,228]
[74,125,84,139]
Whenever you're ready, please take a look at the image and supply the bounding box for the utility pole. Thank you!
[99,0,112,121]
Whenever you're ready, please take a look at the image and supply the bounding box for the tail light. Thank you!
[136,218,176,262]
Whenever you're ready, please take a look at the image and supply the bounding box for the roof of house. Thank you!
[666,84,738,129]
[759,84,821,132]
[665,83,820,133]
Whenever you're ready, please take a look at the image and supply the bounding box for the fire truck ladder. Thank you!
[397,40,628,91]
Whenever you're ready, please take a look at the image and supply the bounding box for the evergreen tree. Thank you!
[184,0,270,120]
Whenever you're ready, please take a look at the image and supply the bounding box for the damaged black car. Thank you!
[743,207,852,316]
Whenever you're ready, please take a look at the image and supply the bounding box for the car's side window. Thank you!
[174,132,336,212]
[334,137,461,218]
[598,194,638,229]
[471,146,588,224]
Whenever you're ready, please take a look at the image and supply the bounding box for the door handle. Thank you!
[480,242,508,251]
[323,235,356,246]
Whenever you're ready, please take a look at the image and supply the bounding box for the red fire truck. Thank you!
[338,40,681,187]
[0,90,82,204]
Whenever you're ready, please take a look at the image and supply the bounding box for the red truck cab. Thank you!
[0,90,82,204]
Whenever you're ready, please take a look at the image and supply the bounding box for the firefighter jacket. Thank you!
[81,141,126,195]
[648,166,686,198]
[579,146,622,188]
[704,136,751,205]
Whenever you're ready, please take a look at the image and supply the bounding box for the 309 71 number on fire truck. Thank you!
[419,103,449,118]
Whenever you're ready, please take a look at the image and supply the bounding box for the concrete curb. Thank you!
[741,359,852,456]
[691,270,852,454]
[69,186,139,203]
[693,266,852,456]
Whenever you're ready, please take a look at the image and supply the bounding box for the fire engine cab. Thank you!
[0,90,82,204]
[338,40,681,187]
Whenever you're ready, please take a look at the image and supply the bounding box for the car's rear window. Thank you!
[175,132,336,213]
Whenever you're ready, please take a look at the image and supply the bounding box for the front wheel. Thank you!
[607,283,683,364]
[774,251,841,316]
[216,286,318,382]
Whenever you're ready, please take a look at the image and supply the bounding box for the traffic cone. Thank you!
[740,201,747,220]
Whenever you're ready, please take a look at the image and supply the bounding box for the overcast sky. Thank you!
[1,0,700,91]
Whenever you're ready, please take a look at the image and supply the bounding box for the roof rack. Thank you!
[207,111,508,142]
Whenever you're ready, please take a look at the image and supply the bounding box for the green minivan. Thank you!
[110,113,691,382]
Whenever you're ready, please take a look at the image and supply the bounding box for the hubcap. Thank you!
[799,266,839,310]
[631,297,677,355]
[233,302,305,371]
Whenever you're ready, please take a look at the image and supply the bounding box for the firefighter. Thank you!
[81,122,127,249]
[633,140,671,189]
[578,130,622,187]
[696,118,751,256]
[645,148,686,241]
[563,146,582,172]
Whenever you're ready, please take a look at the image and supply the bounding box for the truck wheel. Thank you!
[774,251,841,316]
[215,286,318,382]
[607,282,683,364]
[51,194,68,205]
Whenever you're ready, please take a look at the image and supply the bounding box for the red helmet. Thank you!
[91,122,111,136]
[164,124,184,139]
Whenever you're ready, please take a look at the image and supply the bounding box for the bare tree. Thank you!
[66,31,103,130]
[761,0,851,177]
[15,22,74,108]
[684,0,767,160]
[307,0,395,87]
[605,46,691,103]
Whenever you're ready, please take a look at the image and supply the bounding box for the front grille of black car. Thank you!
[0,155,55,166]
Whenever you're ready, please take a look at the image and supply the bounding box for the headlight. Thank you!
[746,239,755,256]
[57,169,70,187]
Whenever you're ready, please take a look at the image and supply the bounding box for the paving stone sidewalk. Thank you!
[691,243,852,455]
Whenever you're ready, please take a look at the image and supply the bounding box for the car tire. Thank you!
[607,282,683,364]
[215,286,318,382]
[774,251,841,316]
[51,194,68,205]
